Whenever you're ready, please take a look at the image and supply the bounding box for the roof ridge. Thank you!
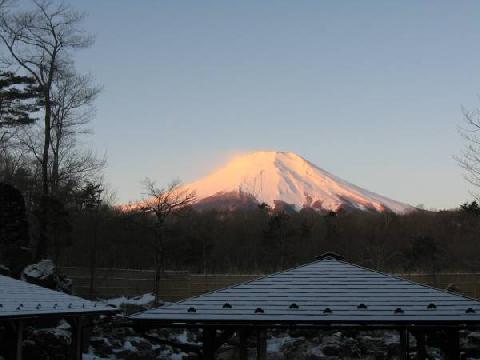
[315,252,344,261]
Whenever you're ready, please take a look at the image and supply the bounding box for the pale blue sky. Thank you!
[68,1,480,209]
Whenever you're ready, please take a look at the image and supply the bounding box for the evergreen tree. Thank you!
[0,182,31,275]
[0,71,39,132]
[460,200,480,216]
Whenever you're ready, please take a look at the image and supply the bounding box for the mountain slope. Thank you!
[186,151,413,213]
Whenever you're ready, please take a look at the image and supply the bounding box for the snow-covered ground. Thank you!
[20,259,72,293]
[102,293,155,307]
[16,317,480,360]
[266,334,295,353]
[21,259,56,280]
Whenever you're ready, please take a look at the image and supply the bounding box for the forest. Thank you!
[59,200,480,274]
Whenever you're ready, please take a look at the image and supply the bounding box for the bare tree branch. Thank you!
[137,179,196,305]
[457,105,480,194]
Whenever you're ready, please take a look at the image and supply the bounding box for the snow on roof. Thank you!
[0,275,117,319]
[131,254,480,326]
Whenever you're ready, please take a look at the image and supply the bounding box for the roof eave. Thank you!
[0,308,119,321]
[131,317,480,329]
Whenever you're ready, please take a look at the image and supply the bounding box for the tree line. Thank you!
[59,200,480,276]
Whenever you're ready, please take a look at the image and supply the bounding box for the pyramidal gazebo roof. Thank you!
[0,275,116,320]
[132,254,480,327]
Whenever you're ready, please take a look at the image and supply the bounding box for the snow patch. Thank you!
[22,260,55,280]
[173,330,198,345]
[103,293,155,307]
[82,353,110,360]
[267,334,295,353]
[122,340,136,352]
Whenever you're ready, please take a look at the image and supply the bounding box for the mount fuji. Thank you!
[186,151,413,214]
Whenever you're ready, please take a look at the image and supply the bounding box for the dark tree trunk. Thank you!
[88,212,99,298]
[153,247,161,306]
[42,91,51,197]
[35,90,52,261]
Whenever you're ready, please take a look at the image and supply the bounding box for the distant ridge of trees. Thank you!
[56,200,480,275]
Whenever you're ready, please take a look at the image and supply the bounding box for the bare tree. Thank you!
[141,179,196,305]
[50,71,101,193]
[0,0,12,15]
[457,107,480,195]
[0,0,94,259]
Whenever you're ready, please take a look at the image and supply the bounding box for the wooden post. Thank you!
[413,330,427,360]
[256,329,267,360]
[71,316,84,360]
[16,320,24,360]
[203,328,216,360]
[239,329,249,360]
[400,328,409,360]
[445,329,460,360]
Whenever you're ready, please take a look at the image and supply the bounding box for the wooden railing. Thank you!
[61,267,480,301]
[62,267,260,301]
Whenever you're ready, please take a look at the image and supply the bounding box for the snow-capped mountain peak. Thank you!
[186,151,412,213]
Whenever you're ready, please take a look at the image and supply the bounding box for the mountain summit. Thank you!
[187,151,412,213]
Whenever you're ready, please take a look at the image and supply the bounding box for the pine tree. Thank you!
[0,182,31,275]
[460,200,480,216]
[0,71,40,131]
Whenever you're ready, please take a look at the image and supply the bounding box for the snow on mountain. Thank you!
[186,151,413,213]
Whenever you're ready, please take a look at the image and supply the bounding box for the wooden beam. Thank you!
[399,328,409,360]
[202,328,216,360]
[239,329,249,360]
[16,320,24,360]
[70,316,84,360]
[445,329,460,360]
[413,330,426,360]
[256,329,267,360]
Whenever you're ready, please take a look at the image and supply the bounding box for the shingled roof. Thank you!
[132,254,480,327]
[0,275,116,320]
